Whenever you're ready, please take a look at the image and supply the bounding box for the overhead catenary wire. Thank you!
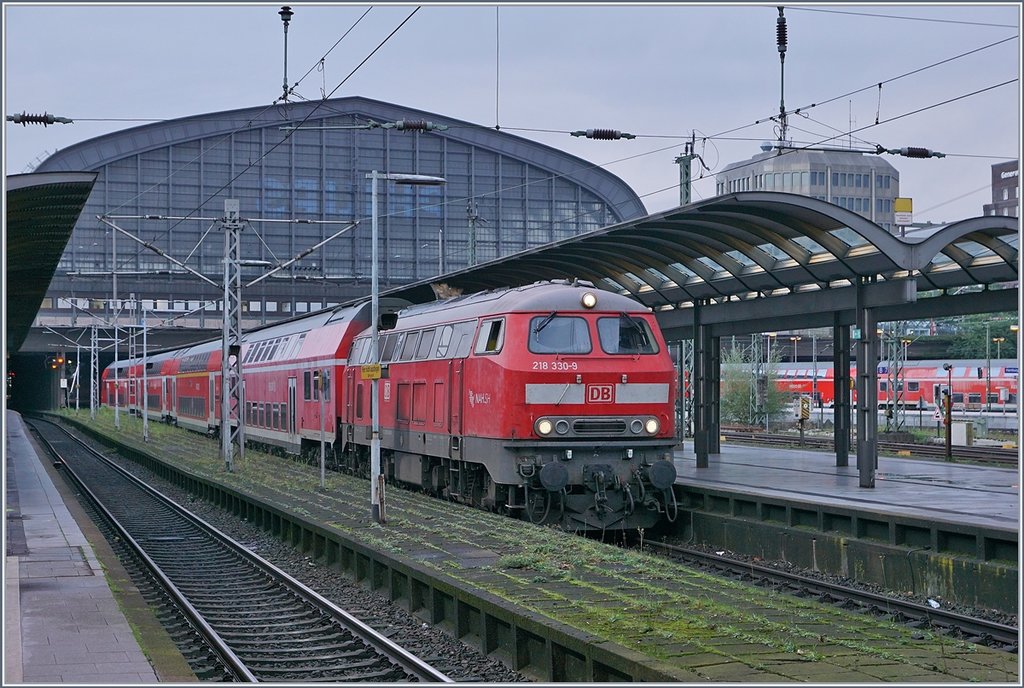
[790,6,1019,29]
[110,74,1021,285]
[276,6,374,104]
[65,10,1013,281]
[111,6,422,278]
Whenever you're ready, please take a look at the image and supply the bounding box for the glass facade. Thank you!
[37,98,643,324]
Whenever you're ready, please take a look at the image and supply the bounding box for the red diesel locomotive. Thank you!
[102,280,680,531]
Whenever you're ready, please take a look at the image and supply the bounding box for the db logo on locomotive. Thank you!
[587,384,614,403]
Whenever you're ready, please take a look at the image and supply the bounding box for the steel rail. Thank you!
[30,420,256,682]
[647,539,1019,651]
[29,418,453,683]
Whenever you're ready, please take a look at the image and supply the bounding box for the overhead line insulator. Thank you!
[6,112,74,126]
[776,7,788,54]
[570,129,636,140]
[876,145,946,159]
[387,119,448,132]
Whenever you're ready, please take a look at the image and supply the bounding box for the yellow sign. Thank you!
[894,197,913,225]
[361,364,382,380]
[799,396,810,420]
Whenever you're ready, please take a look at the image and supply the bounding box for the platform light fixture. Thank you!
[367,171,447,524]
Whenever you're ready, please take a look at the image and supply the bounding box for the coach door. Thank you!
[449,359,464,458]
[162,378,169,417]
[288,377,297,437]
[210,376,218,424]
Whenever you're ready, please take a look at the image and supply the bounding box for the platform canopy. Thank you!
[384,191,1018,320]
[5,172,98,352]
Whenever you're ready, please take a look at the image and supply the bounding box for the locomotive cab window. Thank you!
[597,315,657,354]
[474,318,505,354]
[528,315,592,354]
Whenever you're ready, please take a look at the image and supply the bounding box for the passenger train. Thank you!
[772,359,1019,410]
[101,280,680,531]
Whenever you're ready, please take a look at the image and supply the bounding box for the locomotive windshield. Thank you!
[528,315,592,354]
[597,315,658,354]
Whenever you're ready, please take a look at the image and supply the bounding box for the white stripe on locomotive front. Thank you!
[525,383,669,404]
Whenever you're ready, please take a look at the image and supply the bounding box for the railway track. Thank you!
[28,418,452,683]
[645,539,1019,653]
[719,430,1018,466]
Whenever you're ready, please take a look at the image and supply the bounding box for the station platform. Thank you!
[671,442,1019,612]
[4,410,162,684]
[673,442,1019,531]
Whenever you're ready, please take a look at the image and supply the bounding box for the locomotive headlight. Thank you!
[645,417,660,435]
[535,418,554,436]
[554,419,570,435]
[630,419,644,434]
[581,292,597,309]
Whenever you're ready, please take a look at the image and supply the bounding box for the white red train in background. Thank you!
[101,280,680,531]
[773,359,1019,411]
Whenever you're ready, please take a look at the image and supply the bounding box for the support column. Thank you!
[692,302,710,468]
[855,278,878,487]
[833,315,850,467]
[679,339,694,439]
[220,200,245,471]
[709,334,721,454]
[90,325,99,420]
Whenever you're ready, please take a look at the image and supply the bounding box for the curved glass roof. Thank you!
[384,191,1019,311]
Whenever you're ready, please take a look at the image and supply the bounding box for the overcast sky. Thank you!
[3,2,1020,223]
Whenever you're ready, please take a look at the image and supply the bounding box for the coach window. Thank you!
[322,370,330,401]
[597,315,657,354]
[381,332,403,362]
[349,338,363,364]
[272,404,280,430]
[400,331,420,361]
[304,371,312,400]
[416,328,436,359]
[908,381,919,392]
[312,371,321,401]
[528,315,592,354]
[474,318,505,354]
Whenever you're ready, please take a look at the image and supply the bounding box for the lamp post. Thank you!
[113,226,120,430]
[789,335,801,362]
[993,336,1005,360]
[764,332,777,431]
[943,363,952,460]
[985,322,992,412]
[367,171,447,524]
[811,333,820,422]
[141,312,148,442]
